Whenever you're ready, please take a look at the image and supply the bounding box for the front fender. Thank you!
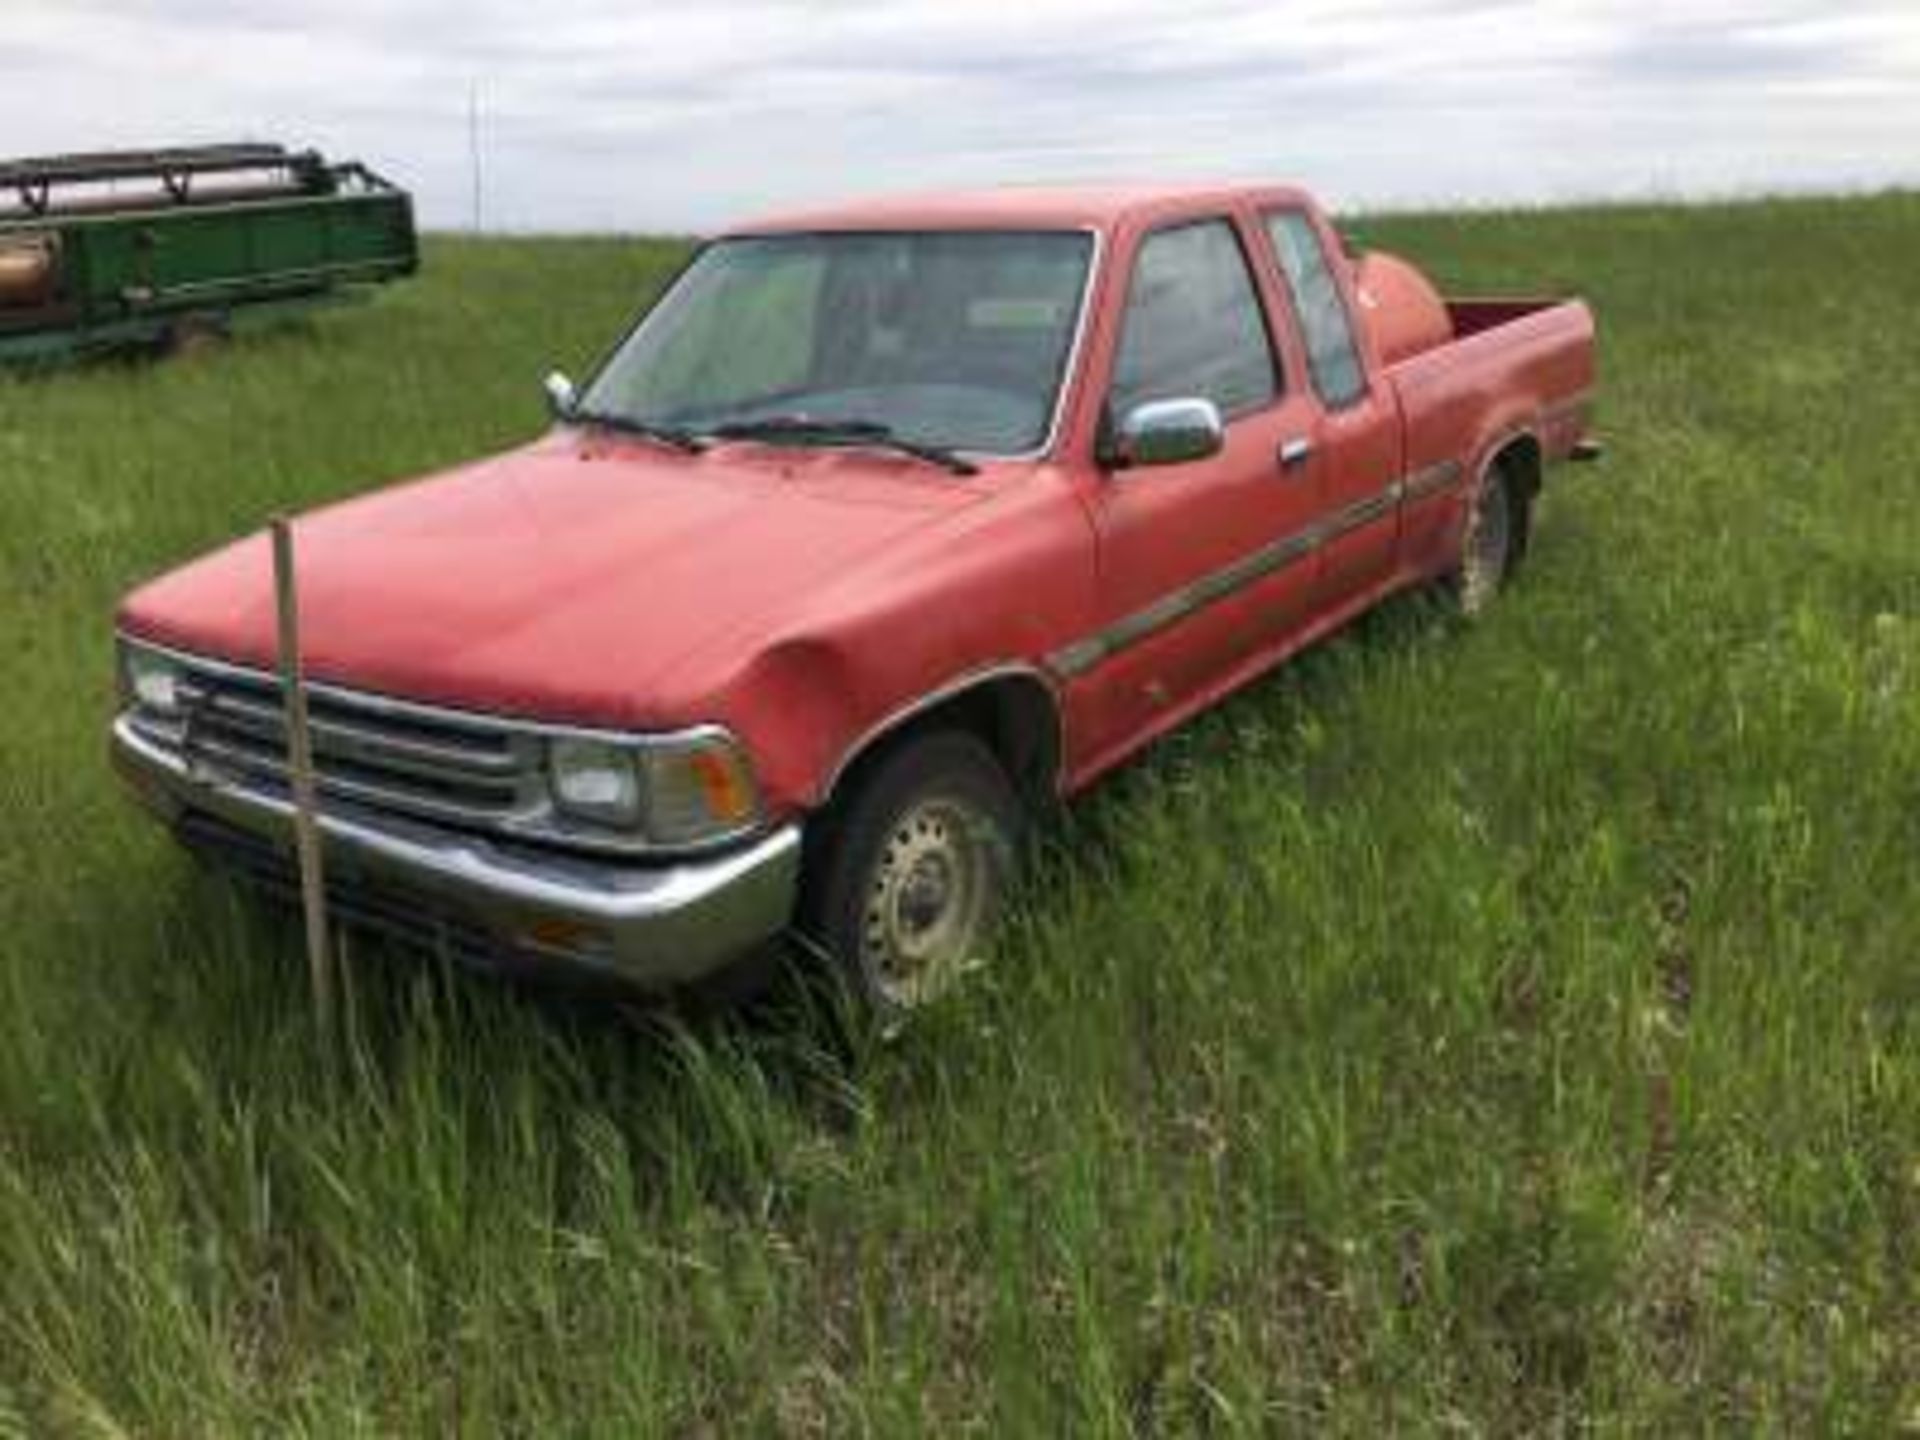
[719,638,865,816]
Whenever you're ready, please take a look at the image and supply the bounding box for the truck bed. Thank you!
[1443,297,1574,338]
[1381,294,1597,572]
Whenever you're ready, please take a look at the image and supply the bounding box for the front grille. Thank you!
[137,652,545,835]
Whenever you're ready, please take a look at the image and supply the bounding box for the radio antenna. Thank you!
[468,81,483,233]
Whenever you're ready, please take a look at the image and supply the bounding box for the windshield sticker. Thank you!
[967,297,1066,328]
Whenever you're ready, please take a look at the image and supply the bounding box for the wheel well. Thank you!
[822,672,1064,816]
[1491,432,1543,500]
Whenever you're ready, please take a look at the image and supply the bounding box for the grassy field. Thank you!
[2,192,1918,1434]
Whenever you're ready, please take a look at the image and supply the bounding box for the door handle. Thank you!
[1278,436,1314,471]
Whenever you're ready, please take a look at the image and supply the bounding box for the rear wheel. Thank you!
[1452,462,1526,615]
[801,731,1025,1022]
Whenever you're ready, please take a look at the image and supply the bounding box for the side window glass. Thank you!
[1110,220,1277,421]
[1265,211,1366,408]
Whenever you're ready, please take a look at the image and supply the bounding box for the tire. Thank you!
[800,730,1026,1021]
[1451,460,1528,616]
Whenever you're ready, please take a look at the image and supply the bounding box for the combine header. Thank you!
[0,143,417,363]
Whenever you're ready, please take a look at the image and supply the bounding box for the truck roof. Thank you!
[730,181,1314,235]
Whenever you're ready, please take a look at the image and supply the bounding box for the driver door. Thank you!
[1075,215,1326,761]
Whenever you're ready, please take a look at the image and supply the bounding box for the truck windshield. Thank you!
[580,230,1094,458]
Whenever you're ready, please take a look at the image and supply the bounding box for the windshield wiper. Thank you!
[571,408,708,454]
[708,416,979,476]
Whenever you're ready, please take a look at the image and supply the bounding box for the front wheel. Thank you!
[800,731,1025,1021]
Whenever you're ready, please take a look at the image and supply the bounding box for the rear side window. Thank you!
[1265,211,1366,408]
[1110,220,1277,420]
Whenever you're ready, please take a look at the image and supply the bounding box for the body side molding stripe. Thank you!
[1045,470,1435,680]
[1401,458,1465,503]
[1049,399,1593,679]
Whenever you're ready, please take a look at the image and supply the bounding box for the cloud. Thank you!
[2,0,1916,230]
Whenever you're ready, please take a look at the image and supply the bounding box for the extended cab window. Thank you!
[1265,211,1366,408]
[582,230,1093,456]
[1109,220,1277,421]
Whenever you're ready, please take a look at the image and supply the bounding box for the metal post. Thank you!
[271,515,333,1030]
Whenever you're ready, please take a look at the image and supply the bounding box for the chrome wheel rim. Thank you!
[859,796,998,1009]
[1460,475,1511,614]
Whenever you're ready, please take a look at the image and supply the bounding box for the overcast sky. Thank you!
[5,1,1918,231]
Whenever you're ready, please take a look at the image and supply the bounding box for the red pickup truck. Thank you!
[112,183,1596,1017]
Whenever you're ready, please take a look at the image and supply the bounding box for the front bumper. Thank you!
[111,714,802,991]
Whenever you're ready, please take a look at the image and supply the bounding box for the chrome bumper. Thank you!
[111,714,802,990]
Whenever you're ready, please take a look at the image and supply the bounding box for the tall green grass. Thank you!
[2,195,1918,1432]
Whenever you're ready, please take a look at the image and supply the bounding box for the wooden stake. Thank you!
[271,515,333,1031]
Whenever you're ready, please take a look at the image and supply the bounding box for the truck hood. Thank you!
[118,433,991,727]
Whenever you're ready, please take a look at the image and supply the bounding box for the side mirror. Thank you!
[543,370,578,420]
[1111,397,1224,469]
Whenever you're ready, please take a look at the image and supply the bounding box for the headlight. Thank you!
[122,644,183,717]
[547,730,761,844]
[548,738,644,827]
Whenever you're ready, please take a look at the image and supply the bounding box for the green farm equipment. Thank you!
[0,143,417,363]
